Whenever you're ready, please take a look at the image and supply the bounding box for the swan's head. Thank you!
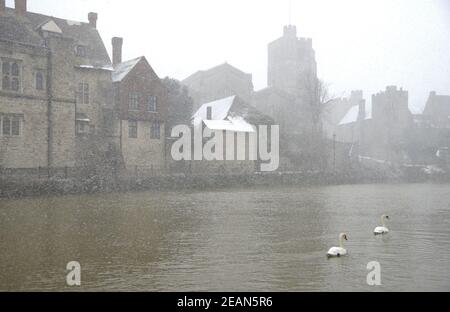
[339,233,348,241]
[382,214,390,220]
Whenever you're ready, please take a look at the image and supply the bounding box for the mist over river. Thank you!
[1,183,449,291]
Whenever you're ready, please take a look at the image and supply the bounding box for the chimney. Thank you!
[112,37,123,66]
[88,12,98,28]
[0,0,6,13]
[15,0,27,15]
[206,107,212,120]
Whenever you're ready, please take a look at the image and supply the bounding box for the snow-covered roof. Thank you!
[204,117,256,133]
[192,96,270,133]
[192,96,236,126]
[339,105,372,126]
[77,64,114,71]
[112,57,142,82]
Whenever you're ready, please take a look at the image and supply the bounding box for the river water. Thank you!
[0,183,449,291]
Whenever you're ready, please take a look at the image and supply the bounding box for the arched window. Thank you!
[11,63,19,76]
[2,76,10,90]
[36,72,44,90]
[11,78,19,91]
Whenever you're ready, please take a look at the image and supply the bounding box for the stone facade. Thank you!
[323,90,364,140]
[268,25,317,98]
[252,87,295,136]
[423,91,450,129]
[0,2,112,171]
[369,86,412,161]
[336,86,413,163]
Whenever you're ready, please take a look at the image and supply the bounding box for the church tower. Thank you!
[267,25,318,97]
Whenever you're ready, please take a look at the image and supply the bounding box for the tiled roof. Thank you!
[0,8,111,66]
[112,57,143,82]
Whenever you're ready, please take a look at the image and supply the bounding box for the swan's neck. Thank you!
[381,216,386,227]
[339,237,345,248]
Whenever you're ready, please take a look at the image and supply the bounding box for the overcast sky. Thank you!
[7,0,450,113]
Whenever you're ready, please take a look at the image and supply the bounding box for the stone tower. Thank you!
[268,25,318,97]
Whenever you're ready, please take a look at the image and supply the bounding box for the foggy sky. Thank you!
[7,0,450,113]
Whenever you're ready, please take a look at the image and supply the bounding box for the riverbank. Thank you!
[1,166,449,199]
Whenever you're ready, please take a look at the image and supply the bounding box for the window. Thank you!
[129,93,139,110]
[147,95,157,112]
[36,71,44,90]
[76,113,90,136]
[76,83,89,104]
[2,62,10,75]
[76,122,87,135]
[151,121,161,140]
[2,76,9,90]
[128,120,138,138]
[1,115,22,136]
[11,78,19,91]
[76,45,87,57]
[1,60,20,91]
[11,63,19,76]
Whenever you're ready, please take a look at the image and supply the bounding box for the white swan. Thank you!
[327,233,348,257]
[374,214,390,235]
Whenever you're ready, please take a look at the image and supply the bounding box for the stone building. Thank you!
[407,91,450,165]
[182,62,254,111]
[264,25,318,134]
[423,91,450,129]
[253,25,320,169]
[323,90,364,140]
[188,96,274,175]
[0,1,112,171]
[370,86,412,161]
[268,25,317,98]
[336,86,413,163]
[252,87,295,136]
[111,38,168,175]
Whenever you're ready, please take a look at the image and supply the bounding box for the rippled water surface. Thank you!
[1,183,450,291]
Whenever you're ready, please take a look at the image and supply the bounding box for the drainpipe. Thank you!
[46,45,53,169]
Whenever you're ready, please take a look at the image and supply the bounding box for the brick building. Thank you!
[111,38,168,174]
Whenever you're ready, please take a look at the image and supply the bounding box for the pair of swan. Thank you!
[327,215,390,258]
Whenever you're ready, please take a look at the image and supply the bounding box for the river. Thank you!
[0,183,449,291]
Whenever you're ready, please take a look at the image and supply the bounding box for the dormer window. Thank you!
[1,59,21,92]
[76,45,87,57]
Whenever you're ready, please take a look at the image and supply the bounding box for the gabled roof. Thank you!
[39,19,62,34]
[0,10,44,46]
[192,95,274,132]
[112,57,143,82]
[0,8,111,66]
[183,62,253,86]
[253,86,296,101]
